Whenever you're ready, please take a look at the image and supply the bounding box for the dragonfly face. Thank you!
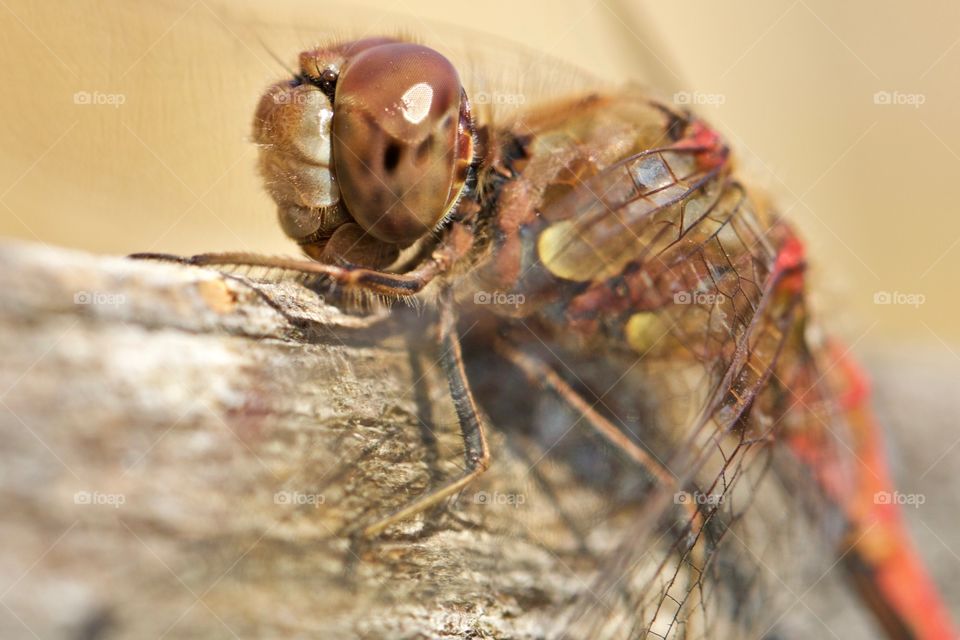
[254,38,475,268]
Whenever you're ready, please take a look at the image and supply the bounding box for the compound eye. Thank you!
[332,42,471,245]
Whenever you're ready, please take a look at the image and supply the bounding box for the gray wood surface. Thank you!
[0,240,956,640]
[0,240,634,640]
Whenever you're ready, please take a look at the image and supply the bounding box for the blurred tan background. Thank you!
[2,0,959,346]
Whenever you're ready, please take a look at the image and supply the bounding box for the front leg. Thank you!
[129,221,475,300]
[361,287,490,538]
[129,249,444,299]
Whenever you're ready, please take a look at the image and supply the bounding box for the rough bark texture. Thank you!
[0,240,637,640]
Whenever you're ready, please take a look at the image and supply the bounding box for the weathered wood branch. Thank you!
[2,240,957,640]
[0,239,633,640]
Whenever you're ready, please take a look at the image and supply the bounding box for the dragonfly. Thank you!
[133,36,956,639]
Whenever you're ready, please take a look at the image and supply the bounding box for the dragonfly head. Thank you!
[254,38,475,266]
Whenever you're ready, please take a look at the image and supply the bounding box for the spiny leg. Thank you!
[129,250,446,298]
[492,338,709,560]
[493,337,677,487]
[129,221,475,299]
[361,288,490,538]
[406,346,444,486]
[495,339,720,637]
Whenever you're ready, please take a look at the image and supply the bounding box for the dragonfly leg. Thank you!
[494,339,715,629]
[492,337,677,488]
[361,289,490,538]
[129,222,474,299]
[492,338,712,544]
[129,250,446,299]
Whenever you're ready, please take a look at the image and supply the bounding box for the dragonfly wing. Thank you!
[502,103,953,636]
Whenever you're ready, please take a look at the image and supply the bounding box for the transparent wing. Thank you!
[476,90,915,637]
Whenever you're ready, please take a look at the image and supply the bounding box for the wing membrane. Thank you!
[509,104,885,637]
